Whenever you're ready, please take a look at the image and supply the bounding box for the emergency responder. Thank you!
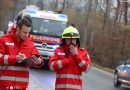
[49,26,91,90]
[0,17,43,90]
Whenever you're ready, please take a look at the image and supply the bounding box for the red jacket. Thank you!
[0,28,40,89]
[49,45,91,90]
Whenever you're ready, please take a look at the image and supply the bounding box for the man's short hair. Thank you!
[17,17,32,29]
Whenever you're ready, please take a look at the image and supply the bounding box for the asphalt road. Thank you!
[83,67,130,90]
[30,67,130,90]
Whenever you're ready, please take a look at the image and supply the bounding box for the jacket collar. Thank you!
[10,27,30,45]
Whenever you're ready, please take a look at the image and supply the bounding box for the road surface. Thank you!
[30,67,130,90]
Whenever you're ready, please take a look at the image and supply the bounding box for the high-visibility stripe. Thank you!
[50,62,54,71]
[87,55,90,59]
[85,64,91,73]
[0,76,29,82]
[0,66,29,71]
[56,84,81,89]
[0,53,3,58]
[4,55,9,65]
[58,52,65,55]
[5,42,14,46]
[58,60,62,69]
[78,60,85,67]
[56,74,81,79]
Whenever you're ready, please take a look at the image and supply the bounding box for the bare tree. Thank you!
[61,0,66,12]
[114,0,121,24]
[82,0,93,48]
[55,0,59,10]
[124,0,128,25]
[103,0,111,33]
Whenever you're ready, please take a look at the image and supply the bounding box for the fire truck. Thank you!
[19,5,68,69]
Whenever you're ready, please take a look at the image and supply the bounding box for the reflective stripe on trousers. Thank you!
[56,84,81,89]
[0,66,29,71]
[0,76,29,82]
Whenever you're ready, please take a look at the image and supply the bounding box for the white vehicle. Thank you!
[7,21,14,34]
[0,31,4,37]
[20,5,68,69]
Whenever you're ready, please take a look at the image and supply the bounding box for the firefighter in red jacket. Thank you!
[0,17,43,90]
[49,26,91,90]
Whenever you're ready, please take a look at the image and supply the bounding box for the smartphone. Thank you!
[70,42,75,46]
[35,55,40,58]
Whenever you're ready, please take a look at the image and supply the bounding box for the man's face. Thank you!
[17,25,31,40]
[65,38,76,46]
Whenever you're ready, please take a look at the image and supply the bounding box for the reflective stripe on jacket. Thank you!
[0,28,39,88]
[49,46,91,90]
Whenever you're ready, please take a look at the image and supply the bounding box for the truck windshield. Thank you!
[30,17,67,37]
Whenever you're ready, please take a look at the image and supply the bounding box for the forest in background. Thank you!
[0,0,130,69]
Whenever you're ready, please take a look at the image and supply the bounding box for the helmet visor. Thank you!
[62,32,80,38]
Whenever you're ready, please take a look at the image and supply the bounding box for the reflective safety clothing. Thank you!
[49,45,91,90]
[0,28,40,89]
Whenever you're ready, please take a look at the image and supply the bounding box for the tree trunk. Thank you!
[124,1,128,25]
[61,0,66,12]
[83,0,93,48]
[103,0,111,34]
